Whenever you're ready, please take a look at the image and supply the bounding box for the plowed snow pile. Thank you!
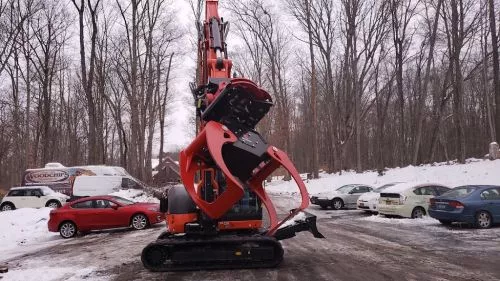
[266,158,500,195]
[0,208,60,260]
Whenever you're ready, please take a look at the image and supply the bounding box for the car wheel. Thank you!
[411,207,426,219]
[331,198,344,210]
[439,220,452,226]
[46,200,61,209]
[475,211,492,229]
[131,214,149,230]
[59,221,77,238]
[1,202,15,211]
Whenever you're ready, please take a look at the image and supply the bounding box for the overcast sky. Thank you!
[159,0,196,152]
[160,1,245,152]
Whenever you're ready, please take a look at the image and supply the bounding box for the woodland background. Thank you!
[0,0,499,189]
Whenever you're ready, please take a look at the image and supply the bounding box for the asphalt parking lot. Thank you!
[3,194,500,281]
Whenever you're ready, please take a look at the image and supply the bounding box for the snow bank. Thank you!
[109,189,159,203]
[266,159,500,195]
[0,208,60,260]
[361,214,440,226]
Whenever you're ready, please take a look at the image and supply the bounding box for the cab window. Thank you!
[8,190,25,196]
[480,189,500,200]
[434,186,450,195]
[413,186,436,196]
[358,186,371,193]
[25,189,43,196]
[72,200,93,209]
[31,189,43,196]
[121,178,142,189]
[94,200,116,208]
[350,186,362,193]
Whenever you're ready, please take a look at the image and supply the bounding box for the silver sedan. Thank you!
[310,184,374,210]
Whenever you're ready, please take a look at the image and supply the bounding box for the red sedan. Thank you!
[48,195,164,238]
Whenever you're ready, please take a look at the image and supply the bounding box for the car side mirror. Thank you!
[111,205,119,210]
[36,195,41,198]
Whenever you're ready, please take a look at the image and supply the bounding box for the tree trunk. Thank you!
[489,0,500,142]
[413,0,442,165]
[450,0,466,163]
[305,0,319,178]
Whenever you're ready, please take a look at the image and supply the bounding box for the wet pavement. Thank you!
[3,194,500,281]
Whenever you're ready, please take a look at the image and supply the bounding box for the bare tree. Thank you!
[390,0,419,165]
[489,0,500,142]
[28,0,70,164]
[70,0,102,164]
[412,0,443,164]
[0,0,35,75]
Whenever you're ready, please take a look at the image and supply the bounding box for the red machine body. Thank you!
[141,0,323,271]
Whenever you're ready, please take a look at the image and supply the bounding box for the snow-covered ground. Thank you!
[1,159,500,280]
[266,158,500,195]
[0,208,61,261]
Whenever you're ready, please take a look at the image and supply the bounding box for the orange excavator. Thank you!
[141,0,323,271]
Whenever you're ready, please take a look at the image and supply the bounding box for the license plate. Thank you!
[437,204,446,209]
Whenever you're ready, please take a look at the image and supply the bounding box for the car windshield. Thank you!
[336,185,354,193]
[112,196,135,205]
[441,186,477,198]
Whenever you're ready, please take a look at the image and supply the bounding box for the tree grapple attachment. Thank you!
[141,0,323,272]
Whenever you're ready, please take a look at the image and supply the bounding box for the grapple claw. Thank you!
[274,211,325,240]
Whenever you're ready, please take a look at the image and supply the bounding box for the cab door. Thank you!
[490,188,500,221]
[24,189,42,208]
[414,186,437,212]
[480,188,500,221]
[70,200,97,230]
[346,186,368,207]
[6,189,26,208]
[91,199,123,229]
[31,188,46,208]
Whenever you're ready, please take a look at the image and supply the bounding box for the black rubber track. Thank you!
[141,234,284,272]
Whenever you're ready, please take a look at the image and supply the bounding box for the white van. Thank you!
[72,176,145,197]
[22,163,131,196]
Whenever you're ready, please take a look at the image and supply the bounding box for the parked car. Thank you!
[357,182,404,213]
[310,184,374,210]
[0,186,69,211]
[378,182,451,218]
[48,195,164,238]
[429,185,500,228]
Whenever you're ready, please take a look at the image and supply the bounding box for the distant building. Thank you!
[152,156,180,187]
